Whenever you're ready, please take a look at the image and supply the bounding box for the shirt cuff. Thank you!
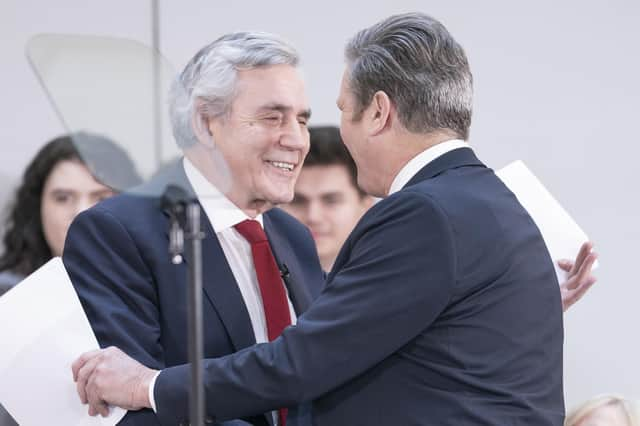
[148,370,162,413]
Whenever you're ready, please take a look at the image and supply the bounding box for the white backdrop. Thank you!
[1,0,638,409]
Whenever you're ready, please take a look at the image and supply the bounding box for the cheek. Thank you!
[322,214,351,249]
[337,203,365,229]
[324,205,347,229]
[40,207,67,255]
[218,129,264,168]
[339,116,350,139]
[41,202,73,237]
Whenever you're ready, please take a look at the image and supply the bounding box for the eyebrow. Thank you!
[258,103,312,120]
[321,191,344,199]
[92,188,115,195]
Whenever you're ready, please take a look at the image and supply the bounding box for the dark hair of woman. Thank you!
[0,132,141,276]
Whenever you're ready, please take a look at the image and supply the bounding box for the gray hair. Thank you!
[345,12,473,140]
[169,31,300,149]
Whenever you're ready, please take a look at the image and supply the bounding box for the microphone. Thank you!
[160,184,190,264]
[279,263,290,280]
[280,263,294,289]
[160,184,190,216]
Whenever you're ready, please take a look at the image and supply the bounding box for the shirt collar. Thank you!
[182,157,263,233]
[388,139,470,196]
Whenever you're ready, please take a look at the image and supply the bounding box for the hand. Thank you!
[72,346,157,417]
[557,242,598,312]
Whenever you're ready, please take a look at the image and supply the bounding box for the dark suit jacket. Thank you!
[154,148,565,425]
[63,161,325,426]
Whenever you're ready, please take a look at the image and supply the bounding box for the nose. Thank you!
[280,119,308,151]
[74,197,95,217]
[305,200,323,225]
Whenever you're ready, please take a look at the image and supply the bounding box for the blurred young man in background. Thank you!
[284,126,373,271]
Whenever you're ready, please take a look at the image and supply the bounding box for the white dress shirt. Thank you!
[388,139,470,195]
[148,157,297,418]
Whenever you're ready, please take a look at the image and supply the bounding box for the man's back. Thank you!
[312,148,564,425]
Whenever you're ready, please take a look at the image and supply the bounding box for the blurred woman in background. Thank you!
[0,132,140,425]
[0,132,140,295]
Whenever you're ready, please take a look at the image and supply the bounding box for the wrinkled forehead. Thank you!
[233,64,310,111]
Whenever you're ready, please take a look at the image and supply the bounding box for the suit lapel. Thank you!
[154,161,273,426]
[197,222,257,351]
[263,213,314,315]
[159,160,256,351]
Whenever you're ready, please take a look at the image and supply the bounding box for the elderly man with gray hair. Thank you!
[73,13,566,426]
[64,32,325,425]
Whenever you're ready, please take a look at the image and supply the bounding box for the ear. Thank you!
[366,91,393,136]
[191,99,216,148]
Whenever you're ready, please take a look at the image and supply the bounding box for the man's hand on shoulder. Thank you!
[72,346,157,417]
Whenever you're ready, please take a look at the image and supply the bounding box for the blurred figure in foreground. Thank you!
[565,395,639,426]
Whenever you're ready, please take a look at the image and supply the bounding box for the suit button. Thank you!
[205,416,215,423]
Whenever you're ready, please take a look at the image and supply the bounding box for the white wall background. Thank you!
[1,0,638,410]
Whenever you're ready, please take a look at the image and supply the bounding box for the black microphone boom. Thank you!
[160,183,205,426]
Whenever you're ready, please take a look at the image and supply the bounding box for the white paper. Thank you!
[496,161,597,283]
[0,258,126,425]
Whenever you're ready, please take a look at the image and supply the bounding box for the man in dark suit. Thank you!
[64,32,324,425]
[73,13,566,425]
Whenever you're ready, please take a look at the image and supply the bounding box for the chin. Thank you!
[263,188,295,205]
[270,196,293,206]
[359,180,382,198]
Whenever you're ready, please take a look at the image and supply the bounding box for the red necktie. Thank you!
[234,219,291,426]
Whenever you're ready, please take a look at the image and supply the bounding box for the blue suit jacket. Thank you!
[155,148,565,425]
[63,161,325,426]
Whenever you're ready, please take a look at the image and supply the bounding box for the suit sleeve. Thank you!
[63,207,163,425]
[155,192,457,423]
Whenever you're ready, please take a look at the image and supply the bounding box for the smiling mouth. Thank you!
[267,160,295,172]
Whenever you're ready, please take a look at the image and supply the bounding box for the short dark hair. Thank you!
[0,133,141,276]
[304,126,366,197]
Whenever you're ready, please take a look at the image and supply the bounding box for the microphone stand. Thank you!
[162,185,205,426]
